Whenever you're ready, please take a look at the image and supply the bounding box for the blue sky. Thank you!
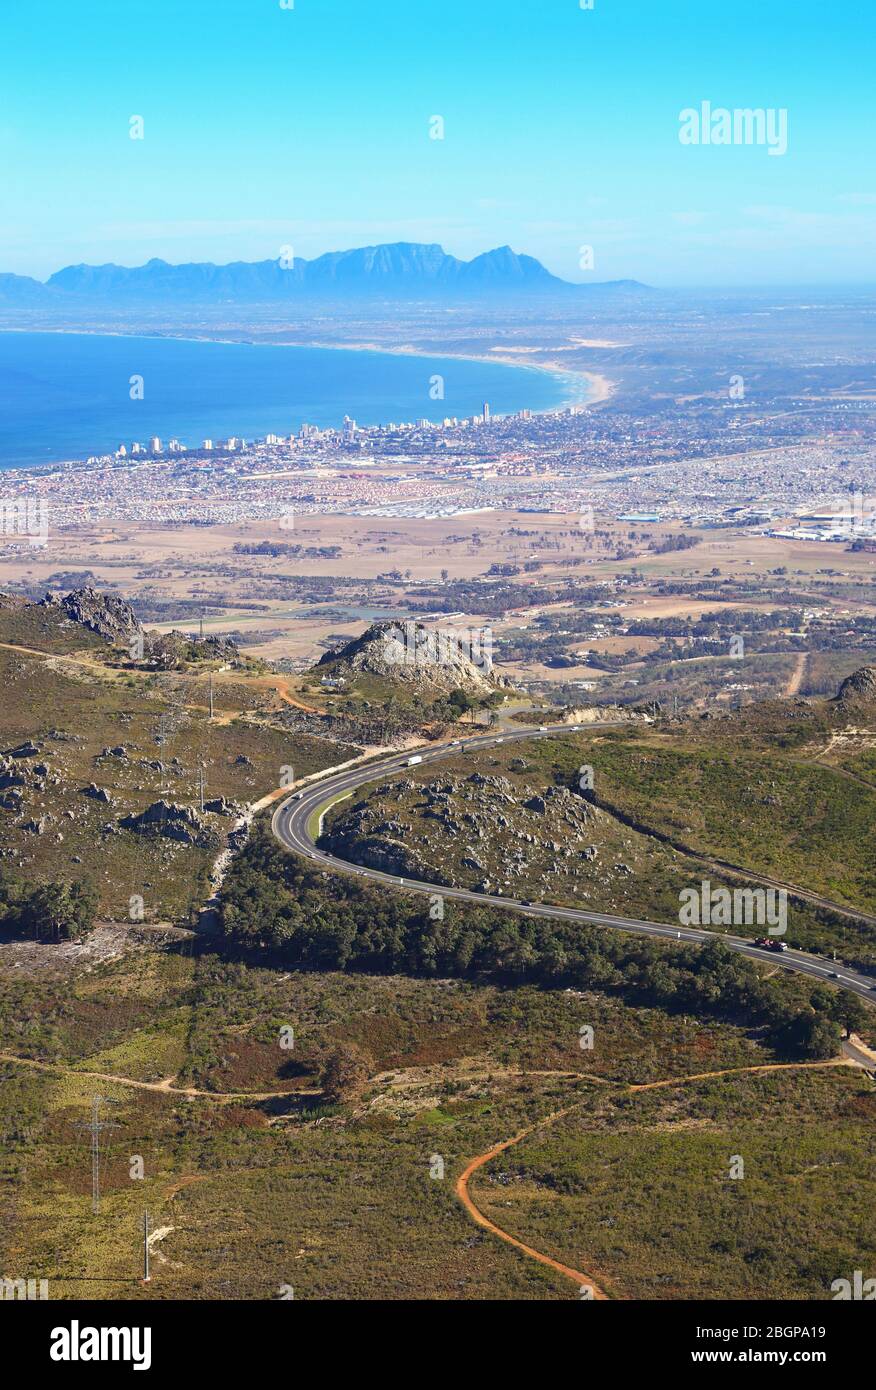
[1,0,874,285]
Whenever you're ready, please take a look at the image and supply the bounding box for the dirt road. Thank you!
[785,652,808,696]
[0,1051,319,1103]
[457,1058,855,1297]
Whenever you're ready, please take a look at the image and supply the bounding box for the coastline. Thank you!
[0,329,613,472]
[271,338,615,411]
[0,325,614,408]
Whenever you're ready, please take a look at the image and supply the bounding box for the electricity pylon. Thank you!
[78,1096,121,1214]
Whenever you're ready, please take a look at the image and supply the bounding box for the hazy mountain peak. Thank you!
[17,242,652,304]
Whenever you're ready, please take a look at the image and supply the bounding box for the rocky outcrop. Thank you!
[314,620,510,696]
[41,586,143,648]
[21,816,50,834]
[836,667,876,705]
[82,783,112,803]
[0,761,26,790]
[556,702,660,726]
[320,798,448,883]
[144,630,239,670]
[203,797,244,816]
[321,774,600,891]
[119,800,217,849]
[6,741,42,758]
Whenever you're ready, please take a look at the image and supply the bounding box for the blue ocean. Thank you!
[0,332,584,469]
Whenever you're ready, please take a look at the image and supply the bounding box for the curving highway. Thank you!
[271,724,876,1004]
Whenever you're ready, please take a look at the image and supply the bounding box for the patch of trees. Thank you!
[233,542,342,559]
[321,1043,372,1103]
[0,871,98,942]
[652,535,702,554]
[220,828,849,1060]
[432,688,505,723]
[627,610,797,640]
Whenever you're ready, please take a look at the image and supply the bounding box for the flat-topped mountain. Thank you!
[1,243,652,305]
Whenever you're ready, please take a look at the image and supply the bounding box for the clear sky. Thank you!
[2,0,874,285]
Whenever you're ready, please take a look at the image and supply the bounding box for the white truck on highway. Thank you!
[405,755,423,766]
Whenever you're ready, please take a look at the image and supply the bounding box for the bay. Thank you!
[0,331,586,469]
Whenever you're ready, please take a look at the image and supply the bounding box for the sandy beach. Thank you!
[298,338,617,411]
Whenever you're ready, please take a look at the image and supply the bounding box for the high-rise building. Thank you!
[149,436,162,454]
[483,402,491,422]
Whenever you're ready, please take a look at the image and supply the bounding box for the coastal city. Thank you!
[3,387,874,541]
[2,0,876,1344]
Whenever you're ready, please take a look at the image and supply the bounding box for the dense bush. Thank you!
[0,870,98,942]
[221,827,847,1059]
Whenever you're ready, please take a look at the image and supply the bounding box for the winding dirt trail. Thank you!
[0,1051,319,1103]
[0,638,322,717]
[456,1104,613,1298]
[457,1058,854,1298]
[276,684,326,715]
[628,1058,849,1092]
[795,731,876,793]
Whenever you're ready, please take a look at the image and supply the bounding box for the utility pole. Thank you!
[209,672,214,721]
[78,1096,120,1214]
[198,764,206,813]
[143,1209,151,1283]
[199,610,204,641]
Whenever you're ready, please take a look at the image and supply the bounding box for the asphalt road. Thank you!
[271,724,876,1004]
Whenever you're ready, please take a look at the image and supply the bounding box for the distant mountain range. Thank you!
[0,243,650,305]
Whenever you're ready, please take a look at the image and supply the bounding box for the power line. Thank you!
[77,1096,121,1214]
